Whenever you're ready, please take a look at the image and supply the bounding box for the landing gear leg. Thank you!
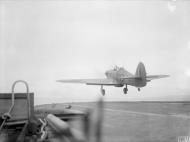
[100,85,105,96]
[123,85,128,94]
[138,88,140,91]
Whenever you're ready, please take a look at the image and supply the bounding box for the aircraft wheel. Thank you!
[101,89,105,96]
[138,88,140,91]
[123,87,128,94]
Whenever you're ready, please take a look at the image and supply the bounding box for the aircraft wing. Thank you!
[57,78,118,85]
[146,75,169,80]
[120,76,141,79]
[120,75,169,80]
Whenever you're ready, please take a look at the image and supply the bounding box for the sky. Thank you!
[0,1,190,104]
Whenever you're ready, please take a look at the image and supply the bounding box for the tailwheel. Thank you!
[100,85,105,96]
[123,85,128,94]
[138,88,140,91]
[101,89,105,96]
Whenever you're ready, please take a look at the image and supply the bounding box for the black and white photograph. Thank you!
[0,0,190,142]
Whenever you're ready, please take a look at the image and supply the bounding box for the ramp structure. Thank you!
[0,93,34,124]
[0,81,35,142]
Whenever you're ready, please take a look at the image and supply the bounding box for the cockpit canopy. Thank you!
[113,66,125,71]
[105,66,125,76]
[113,65,120,71]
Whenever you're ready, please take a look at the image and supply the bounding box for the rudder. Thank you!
[135,62,146,79]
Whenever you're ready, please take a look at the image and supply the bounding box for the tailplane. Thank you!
[119,62,169,81]
[135,62,169,81]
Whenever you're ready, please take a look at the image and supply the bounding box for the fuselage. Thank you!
[105,66,147,88]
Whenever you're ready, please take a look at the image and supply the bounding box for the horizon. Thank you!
[0,1,190,105]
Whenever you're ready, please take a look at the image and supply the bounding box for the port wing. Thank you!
[57,78,118,85]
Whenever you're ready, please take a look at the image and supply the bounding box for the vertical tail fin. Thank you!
[135,62,146,79]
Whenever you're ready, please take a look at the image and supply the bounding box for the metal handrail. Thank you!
[0,80,31,131]
[10,80,30,119]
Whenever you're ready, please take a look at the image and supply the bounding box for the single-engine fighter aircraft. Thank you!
[57,62,169,96]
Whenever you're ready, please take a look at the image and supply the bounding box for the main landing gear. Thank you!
[100,85,105,96]
[138,88,141,91]
[123,85,128,94]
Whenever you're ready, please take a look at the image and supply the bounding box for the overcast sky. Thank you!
[0,1,190,104]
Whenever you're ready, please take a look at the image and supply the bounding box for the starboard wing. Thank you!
[146,75,169,80]
[120,76,141,79]
[120,75,169,80]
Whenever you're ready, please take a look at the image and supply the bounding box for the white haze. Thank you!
[0,1,190,104]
